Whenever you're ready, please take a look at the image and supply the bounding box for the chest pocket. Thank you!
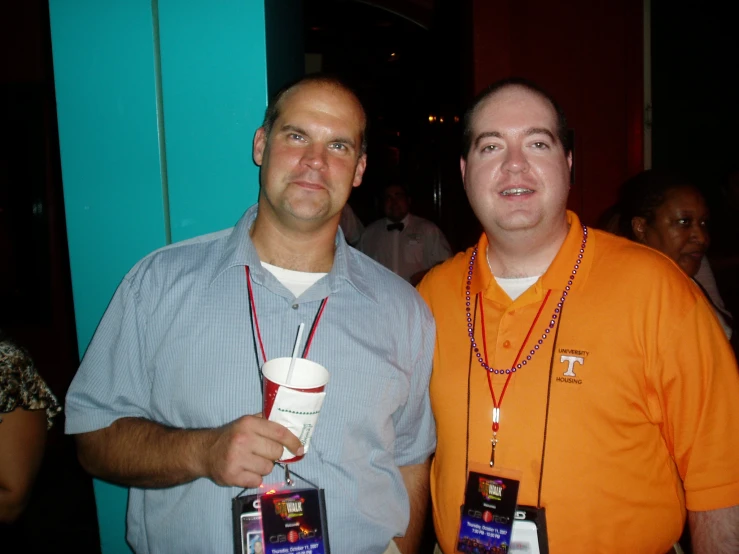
[312,362,402,462]
[330,361,400,411]
[403,235,424,264]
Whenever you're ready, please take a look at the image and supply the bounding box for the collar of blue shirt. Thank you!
[209,205,380,304]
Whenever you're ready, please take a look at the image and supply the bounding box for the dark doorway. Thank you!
[301,0,480,252]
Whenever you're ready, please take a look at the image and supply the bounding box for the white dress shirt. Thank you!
[359,213,452,282]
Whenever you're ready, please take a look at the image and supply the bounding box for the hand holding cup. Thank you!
[204,413,304,488]
[262,357,329,463]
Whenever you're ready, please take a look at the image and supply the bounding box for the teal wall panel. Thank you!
[49,3,166,553]
[49,1,270,553]
[48,1,168,353]
[157,0,267,243]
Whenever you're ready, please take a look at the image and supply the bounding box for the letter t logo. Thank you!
[560,355,584,377]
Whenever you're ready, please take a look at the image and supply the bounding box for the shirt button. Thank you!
[503,340,511,348]
[292,304,299,310]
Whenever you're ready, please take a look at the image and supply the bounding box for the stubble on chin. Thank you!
[282,187,334,223]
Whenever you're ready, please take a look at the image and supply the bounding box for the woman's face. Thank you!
[632,186,710,277]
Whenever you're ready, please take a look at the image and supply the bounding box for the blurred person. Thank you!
[360,184,452,285]
[65,75,434,554]
[418,78,739,554]
[0,330,61,523]
[695,257,734,339]
[618,169,734,341]
[339,202,364,246]
[618,169,709,279]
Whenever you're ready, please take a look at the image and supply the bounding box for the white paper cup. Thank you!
[262,357,329,462]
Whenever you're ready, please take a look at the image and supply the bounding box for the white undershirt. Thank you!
[261,262,327,297]
[494,275,541,301]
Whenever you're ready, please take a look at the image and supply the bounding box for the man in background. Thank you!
[361,183,451,285]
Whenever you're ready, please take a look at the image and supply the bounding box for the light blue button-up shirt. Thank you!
[66,205,436,553]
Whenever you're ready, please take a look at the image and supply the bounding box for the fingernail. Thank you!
[297,446,305,456]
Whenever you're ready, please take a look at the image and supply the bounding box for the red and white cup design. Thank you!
[262,357,329,463]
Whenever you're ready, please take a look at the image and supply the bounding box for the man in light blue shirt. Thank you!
[65,75,436,554]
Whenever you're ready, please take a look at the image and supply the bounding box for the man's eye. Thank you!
[329,143,347,151]
[482,144,499,152]
[677,218,692,226]
[288,133,305,141]
[531,141,549,149]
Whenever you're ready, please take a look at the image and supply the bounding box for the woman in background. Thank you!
[617,169,735,344]
[0,329,61,523]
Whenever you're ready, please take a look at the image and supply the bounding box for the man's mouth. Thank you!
[500,187,534,196]
[293,180,325,190]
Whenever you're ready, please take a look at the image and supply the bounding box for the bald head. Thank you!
[461,78,570,160]
[262,75,368,155]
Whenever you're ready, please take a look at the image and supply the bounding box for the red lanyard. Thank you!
[477,289,552,465]
[245,266,328,365]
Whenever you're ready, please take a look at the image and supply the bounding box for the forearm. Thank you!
[0,407,47,523]
[689,505,739,554]
[393,458,431,554]
[75,417,213,488]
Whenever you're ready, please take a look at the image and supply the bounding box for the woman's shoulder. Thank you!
[0,333,61,428]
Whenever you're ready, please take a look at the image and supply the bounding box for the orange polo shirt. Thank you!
[418,211,739,554]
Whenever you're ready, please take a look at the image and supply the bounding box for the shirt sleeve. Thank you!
[0,338,62,429]
[339,205,365,246]
[392,298,437,466]
[648,295,739,511]
[424,224,453,269]
[65,274,153,434]
[357,223,373,256]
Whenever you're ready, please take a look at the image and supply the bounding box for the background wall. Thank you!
[48,1,269,551]
[469,0,644,225]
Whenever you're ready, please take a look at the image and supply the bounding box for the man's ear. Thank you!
[352,154,367,188]
[253,127,267,166]
[460,157,467,187]
[631,216,648,242]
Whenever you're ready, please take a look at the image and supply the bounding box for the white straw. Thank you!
[286,323,305,385]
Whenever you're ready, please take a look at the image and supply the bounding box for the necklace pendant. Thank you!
[489,435,498,468]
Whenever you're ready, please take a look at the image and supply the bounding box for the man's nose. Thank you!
[301,143,327,169]
[502,145,529,173]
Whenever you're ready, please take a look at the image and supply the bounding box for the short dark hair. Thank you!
[261,74,368,155]
[461,77,570,160]
[616,169,696,239]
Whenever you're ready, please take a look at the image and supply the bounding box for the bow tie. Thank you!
[387,222,405,232]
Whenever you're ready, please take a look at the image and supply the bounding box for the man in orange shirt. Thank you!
[417,79,739,554]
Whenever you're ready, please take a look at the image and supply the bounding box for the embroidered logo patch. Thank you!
[556,348,589,385]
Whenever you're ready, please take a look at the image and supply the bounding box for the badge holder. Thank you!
[232,466,330,554]
[511,505,549,554]
[457,463,521,553]
[457,462,549,553]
